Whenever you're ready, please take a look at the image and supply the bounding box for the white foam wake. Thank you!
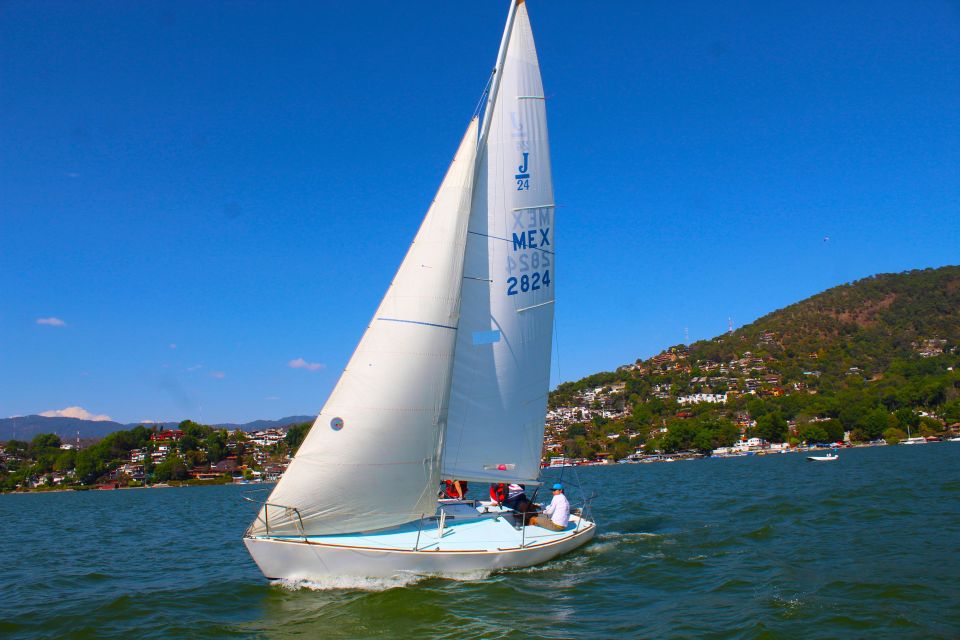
[271,569,494,592]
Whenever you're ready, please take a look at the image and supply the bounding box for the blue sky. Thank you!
[2,1,958,424]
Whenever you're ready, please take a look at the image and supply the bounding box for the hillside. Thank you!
[547,266,960,459]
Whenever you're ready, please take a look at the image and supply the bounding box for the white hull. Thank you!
[245,519,596,580]
[807,455,838,462]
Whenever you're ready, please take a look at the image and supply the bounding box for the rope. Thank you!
[472,70,496,119]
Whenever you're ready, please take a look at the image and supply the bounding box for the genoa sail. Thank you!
[442,0,555,485]
[250,118,479,536]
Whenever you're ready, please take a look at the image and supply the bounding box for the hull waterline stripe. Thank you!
[376,317,457,330]
[246,520,595,555]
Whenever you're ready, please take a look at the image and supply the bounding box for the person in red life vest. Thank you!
[490,482,531,529]
[489,483,508,504]
[442,479,468,499]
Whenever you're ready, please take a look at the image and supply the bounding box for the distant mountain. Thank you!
[211,416,315,432]
[0,414,315,442]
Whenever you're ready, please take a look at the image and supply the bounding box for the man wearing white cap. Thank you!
[530,483,570,531]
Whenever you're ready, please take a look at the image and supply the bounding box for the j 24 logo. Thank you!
[515,152,530,191]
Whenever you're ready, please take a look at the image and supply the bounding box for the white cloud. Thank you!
[210,371,226,379]
[288,357,325,371]
[36,317,66,327]
[40,406,112,422]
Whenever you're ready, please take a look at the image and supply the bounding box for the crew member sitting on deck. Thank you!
[489,483,528,511]
[442,479,468,499]
[530,483,570,531]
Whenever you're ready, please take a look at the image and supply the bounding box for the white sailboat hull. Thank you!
[244,517,596,580]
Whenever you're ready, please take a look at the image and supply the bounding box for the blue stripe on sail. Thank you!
[376,317,457,330]
[472,330,502,345]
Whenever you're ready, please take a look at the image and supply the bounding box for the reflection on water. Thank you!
[1,444,958,639]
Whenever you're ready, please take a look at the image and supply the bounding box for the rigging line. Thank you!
[376,317,457,331]
[553,310,562,386]
[468,230,556,255]
[472,69,496,119]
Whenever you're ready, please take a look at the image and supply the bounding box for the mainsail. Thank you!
[250,118,479,536]
[442,0,555,484]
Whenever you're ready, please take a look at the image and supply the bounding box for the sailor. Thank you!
[441,479,468,499]
[489,482,527,508]
[530,483,570,531]
[503,483,528,511]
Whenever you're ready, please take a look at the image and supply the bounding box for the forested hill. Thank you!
[547,266,960,458]
[686,266,960,379]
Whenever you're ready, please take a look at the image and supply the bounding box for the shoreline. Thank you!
[6,441,955,494]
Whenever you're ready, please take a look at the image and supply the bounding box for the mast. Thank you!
[478,0,521,146]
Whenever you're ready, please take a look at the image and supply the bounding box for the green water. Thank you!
[2,444,958,639]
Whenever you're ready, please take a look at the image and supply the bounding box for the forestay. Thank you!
[250,119,479,536]
[442,1,555,485]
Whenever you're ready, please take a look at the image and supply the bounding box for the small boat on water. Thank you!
[807,450,839,462]
[243,0,596,581]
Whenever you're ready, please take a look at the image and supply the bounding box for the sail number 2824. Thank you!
[507,270,551,295]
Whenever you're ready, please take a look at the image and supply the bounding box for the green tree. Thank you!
[30,433,62,451]
[754,411,788,443]
[883,427,907,445]
[74,449,105,484]
[154,454,189,482]
[860,407,894,440]
[284,422,312,455]
[798,423,828,444]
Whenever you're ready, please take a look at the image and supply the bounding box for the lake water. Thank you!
[2,443,958,639]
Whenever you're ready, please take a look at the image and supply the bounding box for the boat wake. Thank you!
[586,531,661,555]
[270,570,494,592]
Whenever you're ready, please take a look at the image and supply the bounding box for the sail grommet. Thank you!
[330,417,344,431]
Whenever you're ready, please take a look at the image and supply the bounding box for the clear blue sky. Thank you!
[2,1,958,424]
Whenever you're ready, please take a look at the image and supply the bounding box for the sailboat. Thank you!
[243,0,596,581]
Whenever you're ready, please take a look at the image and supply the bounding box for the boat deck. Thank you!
[255,502,593,553]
